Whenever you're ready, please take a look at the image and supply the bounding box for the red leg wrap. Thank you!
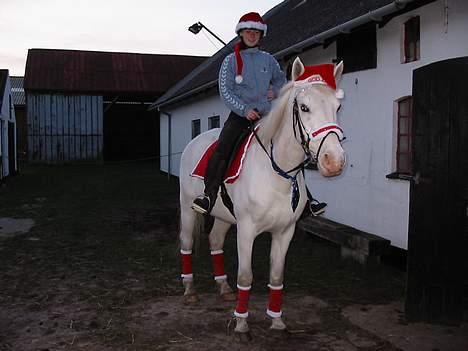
[235,287,250,316]
[268,287,283,314]
[181,252,192,277]
[211,252,225,278]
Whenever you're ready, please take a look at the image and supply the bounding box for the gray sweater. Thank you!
[219,47,286,117]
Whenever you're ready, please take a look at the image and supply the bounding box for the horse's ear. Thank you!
[334,61,344,84]
[291,57,305,81]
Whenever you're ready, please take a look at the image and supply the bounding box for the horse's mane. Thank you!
[257,81,295,145]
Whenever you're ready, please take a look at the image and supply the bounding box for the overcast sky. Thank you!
[0,0,282,76]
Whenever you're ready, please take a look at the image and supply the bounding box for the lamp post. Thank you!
[188,22,227,46]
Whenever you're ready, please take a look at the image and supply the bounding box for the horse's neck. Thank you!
[269,103,305,171]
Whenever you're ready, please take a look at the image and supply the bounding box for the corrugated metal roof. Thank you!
[0,69,8,112]
[10,76,25,106]
[152,0,430,109]
[24,49,207,97]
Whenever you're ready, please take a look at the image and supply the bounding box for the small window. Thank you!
[191,119,201,139]
[336,23,377,73]
[208,115,220,129]
[396,97,413,174]
[403,16,420,63]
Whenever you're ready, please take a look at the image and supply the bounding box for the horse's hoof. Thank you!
[235,331,252,343]
[221,291,237,302]
[183,293,199,304]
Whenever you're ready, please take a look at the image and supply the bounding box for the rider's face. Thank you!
[240,29,261,47]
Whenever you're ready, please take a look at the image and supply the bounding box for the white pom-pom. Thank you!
[335,88,344,99]
[235,75,243,84]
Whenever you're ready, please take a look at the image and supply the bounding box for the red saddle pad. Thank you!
[191,130,256,184]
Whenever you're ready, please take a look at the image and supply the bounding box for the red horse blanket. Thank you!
[191,130,256,184]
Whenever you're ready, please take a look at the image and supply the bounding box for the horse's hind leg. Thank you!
[209,219,236,301]
[179,202,200,303]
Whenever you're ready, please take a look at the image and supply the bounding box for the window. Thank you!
[208,115,220,129]
[336,23,377,73]
[396,97,413,174]
[191,119,201,139]
[403,16,420,63]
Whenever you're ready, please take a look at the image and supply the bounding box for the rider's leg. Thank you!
[193,112,250,214]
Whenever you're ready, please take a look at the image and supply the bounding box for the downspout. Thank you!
[274,0,416,58]
[159,110,172,179]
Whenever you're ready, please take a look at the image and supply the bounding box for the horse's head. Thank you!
[290,58,346,177]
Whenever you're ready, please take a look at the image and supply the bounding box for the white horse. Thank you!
[178,58,346,335]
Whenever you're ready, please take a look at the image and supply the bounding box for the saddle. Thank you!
[191,127,256,184]
[191,127,256,217]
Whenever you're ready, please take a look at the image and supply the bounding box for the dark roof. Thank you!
[153,0,431,109]
[24,49,207,98]
[11,76,25,106]
[0,69,8,112]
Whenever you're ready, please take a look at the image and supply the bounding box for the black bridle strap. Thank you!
[250,122,310,174]
[292,98,312,158]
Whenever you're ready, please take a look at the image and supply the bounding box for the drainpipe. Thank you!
[274,0,416,58]
[159,110,172,179]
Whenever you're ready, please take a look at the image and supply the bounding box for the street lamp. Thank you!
[188,21,227,46]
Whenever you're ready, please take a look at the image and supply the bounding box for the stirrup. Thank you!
[191,195,211,214]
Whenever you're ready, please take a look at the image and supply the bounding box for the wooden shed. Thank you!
[0,69,17,181]
[10,76,26,161]
[24,49,206,163]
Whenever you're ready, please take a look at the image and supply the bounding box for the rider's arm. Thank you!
[219,54,249,117]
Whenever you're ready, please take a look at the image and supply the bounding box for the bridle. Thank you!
[251,86,345,211]
[292,97,345,164]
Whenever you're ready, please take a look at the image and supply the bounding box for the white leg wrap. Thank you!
[234,310,249,318]
[266,309,283,318]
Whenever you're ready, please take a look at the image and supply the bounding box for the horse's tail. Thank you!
[191,212,204,255]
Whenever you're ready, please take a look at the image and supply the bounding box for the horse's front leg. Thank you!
[234,223,256,335]
[268,225,295,330]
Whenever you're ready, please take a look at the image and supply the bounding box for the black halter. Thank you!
[292,98,344,164]
[250,96,345,212]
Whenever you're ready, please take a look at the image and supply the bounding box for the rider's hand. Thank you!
[267,89,275,101]
[245,109,260,121]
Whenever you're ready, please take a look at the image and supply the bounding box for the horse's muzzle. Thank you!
[318,150,346,177]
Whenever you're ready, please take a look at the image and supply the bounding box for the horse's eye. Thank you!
[300,104,309,112]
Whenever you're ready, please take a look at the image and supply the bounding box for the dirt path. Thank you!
[0,164,466,350]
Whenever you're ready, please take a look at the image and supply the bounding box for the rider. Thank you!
[192,11,327,216]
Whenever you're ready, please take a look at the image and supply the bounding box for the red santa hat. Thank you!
[295,63,344,98]
[235,12,267,36]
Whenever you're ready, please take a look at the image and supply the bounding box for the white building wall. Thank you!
[160,93,229,177]
[161,0,468,249]
[301,0,468,249]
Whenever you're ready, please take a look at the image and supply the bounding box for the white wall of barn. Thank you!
[160,94,229,177]
[160,0,468,249]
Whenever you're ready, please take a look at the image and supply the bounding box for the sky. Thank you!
[0,0,283,76]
